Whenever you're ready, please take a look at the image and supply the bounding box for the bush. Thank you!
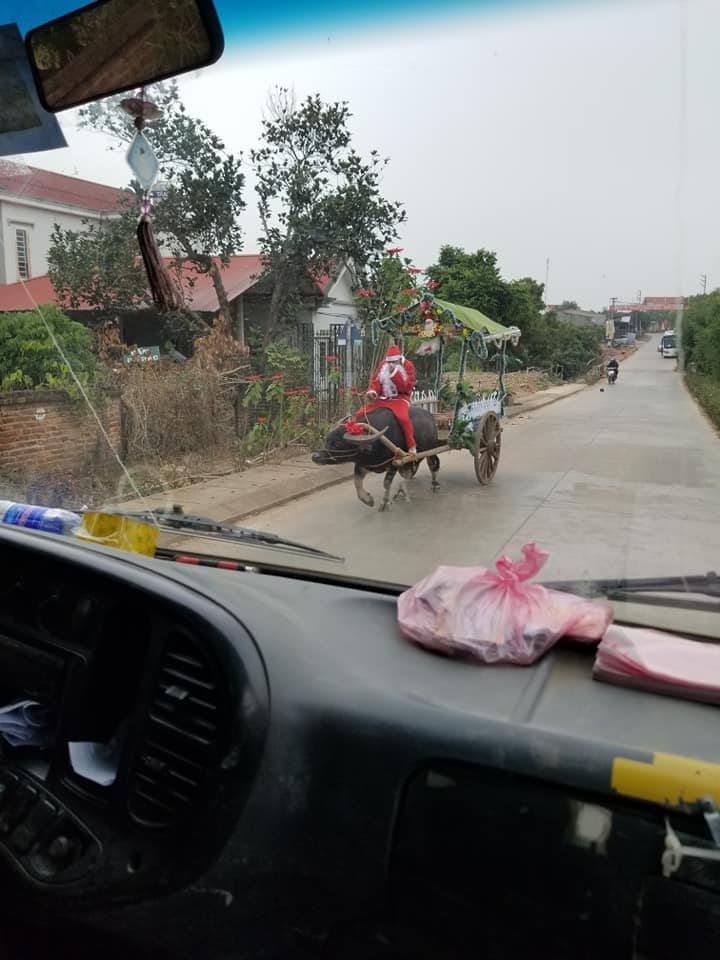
[686,372,720,430]
[0,306,97,394]
[683,291,720,377]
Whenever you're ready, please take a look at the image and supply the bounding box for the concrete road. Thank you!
[204,336,720,585]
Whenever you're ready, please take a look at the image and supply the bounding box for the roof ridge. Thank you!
[0,160,126,191]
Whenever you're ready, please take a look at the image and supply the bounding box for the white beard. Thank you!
[379,363,398,397]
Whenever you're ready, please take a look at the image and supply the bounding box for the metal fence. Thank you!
[300,323,375,421]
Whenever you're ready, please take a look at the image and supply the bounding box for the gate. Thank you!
[309,323,366,420]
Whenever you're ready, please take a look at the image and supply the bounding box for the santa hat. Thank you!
[384,345,403,363]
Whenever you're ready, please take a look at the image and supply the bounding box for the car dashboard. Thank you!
[0,524,719,960]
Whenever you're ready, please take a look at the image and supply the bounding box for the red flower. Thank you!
[356,288,375,297]
[284,389,296,396]
[345,421,366,435]
[247,374,263,381]
[339,387,346,394]
[308,418,316,425]
[426,280,440,288]
[385,247,404,256]
[257,416,267,423]
[326,354,338,362]
[297,387,310,394]
[408,267,423,275]
[401,288,418,295]
[271,374,284,380]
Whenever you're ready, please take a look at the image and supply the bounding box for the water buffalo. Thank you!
[312,406,441,511]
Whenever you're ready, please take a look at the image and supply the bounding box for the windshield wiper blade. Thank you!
[545,572,720,598]
[544,573,720,613]
[97,508,345,564]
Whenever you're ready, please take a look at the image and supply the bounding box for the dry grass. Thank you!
[120,361,237,462]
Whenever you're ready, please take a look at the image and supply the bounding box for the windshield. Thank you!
[2,0,719,590]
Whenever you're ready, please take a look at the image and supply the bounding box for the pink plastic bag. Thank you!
[594,625,720,705]
[397,543,613,665]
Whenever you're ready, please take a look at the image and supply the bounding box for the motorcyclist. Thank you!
[607,357,619,381]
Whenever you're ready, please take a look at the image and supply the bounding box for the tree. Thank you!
[78,80,245,330]
[425,245,601,379]
[0,307,97,393]
[354,248,424,329]
[48,205,149,313]
[425,246,512,321]
[250,87,406,337]
[684,291,720,378]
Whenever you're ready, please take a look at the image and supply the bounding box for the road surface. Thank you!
[201,336,720,585]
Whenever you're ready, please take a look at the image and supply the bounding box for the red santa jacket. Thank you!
[369,357,416,400]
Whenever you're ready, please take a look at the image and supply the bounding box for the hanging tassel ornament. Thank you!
[121,96,183,312]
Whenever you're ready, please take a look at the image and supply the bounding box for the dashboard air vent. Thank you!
[128,629,223,827]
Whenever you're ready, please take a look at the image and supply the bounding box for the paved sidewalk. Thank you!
[118,381,586,523]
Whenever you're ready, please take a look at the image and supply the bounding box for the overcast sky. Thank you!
[14,0,719,310]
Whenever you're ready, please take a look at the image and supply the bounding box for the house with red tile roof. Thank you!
[0,161,129,285]
[0,253,359,340]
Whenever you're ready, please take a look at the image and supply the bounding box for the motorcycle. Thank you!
[607,366,618,385]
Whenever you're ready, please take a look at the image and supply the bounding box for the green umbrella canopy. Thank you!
[431,298,511,337]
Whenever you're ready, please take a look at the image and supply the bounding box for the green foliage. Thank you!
[426,246,512,319]
[251,87,406,331]
[263,342,308,383]
[0,307,97,395]
[48,206,149,313]
[354,250,421,327]
[686,372,720,430]
[425,247,602,380]
[239,374,321,456]
[245,333,309,385]
[683,291,720,378]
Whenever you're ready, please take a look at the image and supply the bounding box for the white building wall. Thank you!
[0,196,111,284]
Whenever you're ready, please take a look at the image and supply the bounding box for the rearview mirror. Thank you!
[25,0,224,113]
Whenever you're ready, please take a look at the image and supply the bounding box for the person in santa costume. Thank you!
[354,345,417,454]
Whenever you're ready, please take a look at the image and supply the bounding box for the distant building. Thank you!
[613,296,687,313]
[550,306,605,328]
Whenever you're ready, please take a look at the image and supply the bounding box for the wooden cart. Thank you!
[348,294,521,485]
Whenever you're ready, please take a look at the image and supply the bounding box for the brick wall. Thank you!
[0,389,122,478]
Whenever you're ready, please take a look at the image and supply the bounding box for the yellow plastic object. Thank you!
[611,752,720,808]
[76,512,158,557]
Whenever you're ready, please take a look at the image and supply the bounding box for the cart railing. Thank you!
[411,389,504,426]
[410,389,440,413]
[456,392,504,424]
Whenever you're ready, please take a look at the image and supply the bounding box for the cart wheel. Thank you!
[474,412,502,485]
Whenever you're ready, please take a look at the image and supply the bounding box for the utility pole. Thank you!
[700,273,708,294]
[609,297,617,342]
[544,257,550,310]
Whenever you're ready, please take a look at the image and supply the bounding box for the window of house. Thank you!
[15,228,30,280]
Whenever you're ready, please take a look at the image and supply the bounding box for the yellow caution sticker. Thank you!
[76,512,158,557]
[612,752,720,808]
